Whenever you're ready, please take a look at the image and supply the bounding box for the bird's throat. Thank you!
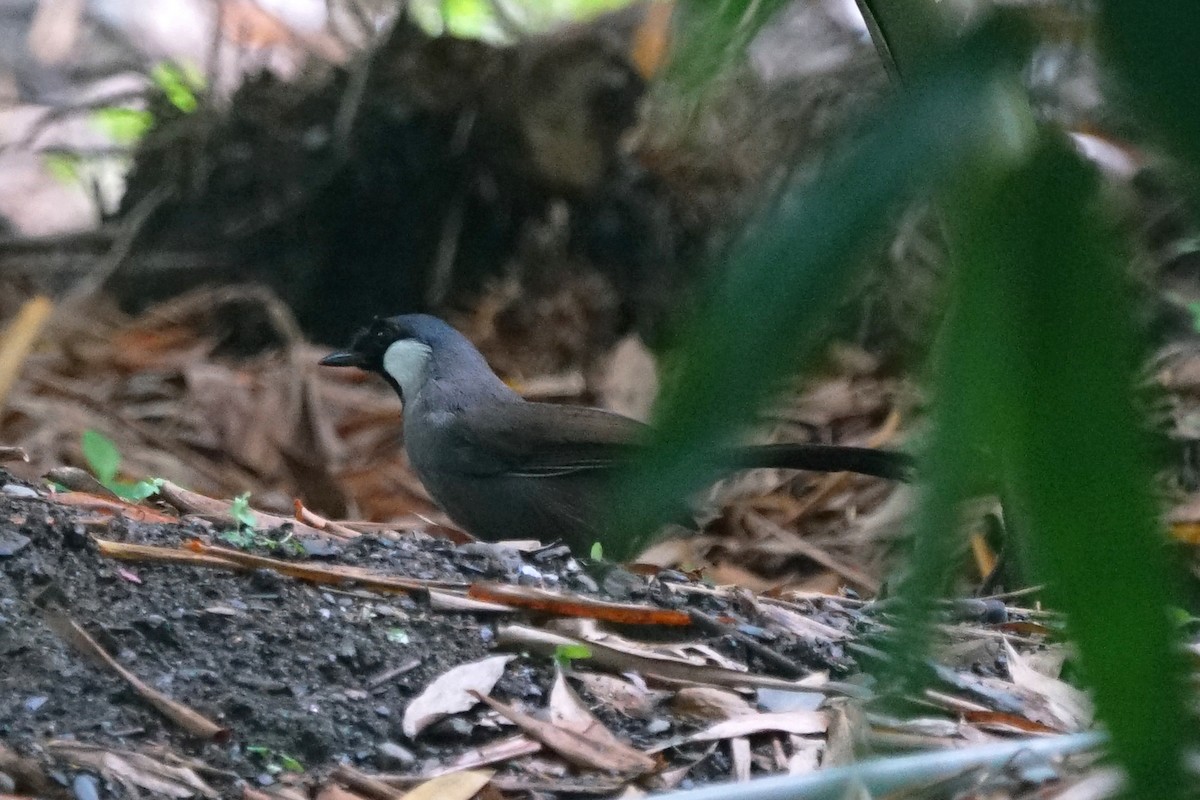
[382,339,433,400]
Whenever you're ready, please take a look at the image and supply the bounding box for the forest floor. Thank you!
[0,452,1102,799]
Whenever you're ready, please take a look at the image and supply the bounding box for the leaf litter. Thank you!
[0,290,1117,797]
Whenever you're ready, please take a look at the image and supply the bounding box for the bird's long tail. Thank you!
[729,443,915,480]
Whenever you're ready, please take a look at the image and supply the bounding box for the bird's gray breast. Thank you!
[399,398,604,547]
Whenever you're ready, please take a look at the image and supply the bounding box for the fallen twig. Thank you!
[40,604,229,741]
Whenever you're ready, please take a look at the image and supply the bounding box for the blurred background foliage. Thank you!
[607,0,1196,798]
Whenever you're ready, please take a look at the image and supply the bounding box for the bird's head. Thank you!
[319,314,502,402]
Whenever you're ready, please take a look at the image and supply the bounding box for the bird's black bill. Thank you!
[319,350,367,368]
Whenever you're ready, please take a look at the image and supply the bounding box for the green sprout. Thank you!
[80,430,162,501]
[245,745,303,774]
[150,62,203,113]
[553,643,592,667]
[589,541,604,560]
[229,492,258,529]
[91,107,155,144]
[43,153,82,184]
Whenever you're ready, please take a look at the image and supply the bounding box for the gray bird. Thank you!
[320,314,912,553]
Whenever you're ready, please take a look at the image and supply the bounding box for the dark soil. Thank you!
[0,470,851,796]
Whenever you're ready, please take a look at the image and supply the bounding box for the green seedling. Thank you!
[219,524,305,556]
[245,745,303,774]
[80,430,162,501]
[589,541,604,560]
[91,107,154,143]
[553,643,592,668]
[229,492,258,529]
[44,153,82,184]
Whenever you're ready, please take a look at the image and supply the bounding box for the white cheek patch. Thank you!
[382,339,433,398]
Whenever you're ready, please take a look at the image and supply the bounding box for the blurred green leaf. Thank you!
[667,0,791,95]
[1099,1,1200,178]
[853,0,951,81]
[81,430,121,484]
[411,0,634,41]
[91,107,154,144]
[894,137,1187,800]
[150,62,202,114]
[43,153,81,185]
[277,753,304,773]
[985,141,1184,800]
[608,16,1029,558]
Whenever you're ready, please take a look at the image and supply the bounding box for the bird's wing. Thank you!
[457,401,648,478]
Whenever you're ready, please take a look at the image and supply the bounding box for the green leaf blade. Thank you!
[81,430,122,484]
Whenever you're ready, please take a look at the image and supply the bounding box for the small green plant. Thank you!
[91,107,155,144]
[80,430,162,501]
[219,530,305,555]
[553,643,592,667]
[589,541,604,560]
[43,153,82,184]
[229,492,258,529]
[150,62,203,113]
[245,745,303,774]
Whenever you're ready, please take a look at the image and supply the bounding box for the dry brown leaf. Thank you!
[470,690,656,776]
[0,296,53,412]
[402,655,513,739]
[753,599,847,642]
[1003,640,1093,731]
[51,492,177,523]
[670,687,755,720]
[332,765,406,800]
[596,334,658,421]
[467,583,694,627]
[399,770,494,800]
[429,590,515,614]
[569,672,667,718]
[786,736,821,775]
[548,666,651,765]
[498,625,830,693]
[821,702,864,768]
[316,783,374,800]
[729,737,752,782]
[686,710,828,743]
[415,735,542,779]
[47,742,218,799]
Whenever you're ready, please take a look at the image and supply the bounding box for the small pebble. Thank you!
[2,484,38,498]
[644,718,671,735]
[374,705,391,718]
[72,773,99,800]
[0,532,31,558]
[24,695,48,712]
[376,741,416,768]
[0,771,15,793]
[573,574,600,593]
